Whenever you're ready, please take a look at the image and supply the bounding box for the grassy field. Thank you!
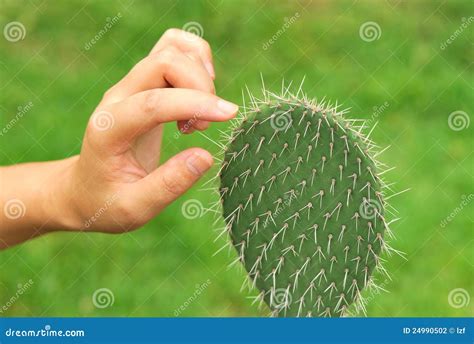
[0,0,472,317]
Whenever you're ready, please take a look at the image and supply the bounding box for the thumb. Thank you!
[133,148,213,212]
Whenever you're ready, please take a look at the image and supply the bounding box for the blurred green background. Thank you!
[0,0,472,317]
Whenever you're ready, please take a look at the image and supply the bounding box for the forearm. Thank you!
[0,157,78,249]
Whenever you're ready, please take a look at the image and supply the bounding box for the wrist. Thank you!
[41,156,83,232]
[1,157,81,248]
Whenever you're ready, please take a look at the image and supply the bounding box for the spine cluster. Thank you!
[206,82,402,317]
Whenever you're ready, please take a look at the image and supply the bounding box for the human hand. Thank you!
[68,28,239,232]
[0,29,238,247]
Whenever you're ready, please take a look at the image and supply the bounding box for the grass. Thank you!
[0,0,472,317]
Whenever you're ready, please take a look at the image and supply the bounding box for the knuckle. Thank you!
[102,86,118,102]
[164,28,180,37]
[194,39,212,56]
[201,40,212,53]
[155,47,178,68]
[103,87,114,99]
[101,85,125,105]
[133,57,149,70]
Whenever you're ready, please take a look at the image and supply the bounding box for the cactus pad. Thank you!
[219,87,393,317]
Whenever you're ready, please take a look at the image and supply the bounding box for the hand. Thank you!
[0,29,238,248]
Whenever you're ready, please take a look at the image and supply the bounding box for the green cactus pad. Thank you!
[219,89,390,317]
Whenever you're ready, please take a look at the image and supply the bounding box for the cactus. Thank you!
[215,82,399,317]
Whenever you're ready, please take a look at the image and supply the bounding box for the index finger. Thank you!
[150,28,215,78]
[91,88,238,148]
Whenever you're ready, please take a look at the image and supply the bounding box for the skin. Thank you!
[0,28,238,250]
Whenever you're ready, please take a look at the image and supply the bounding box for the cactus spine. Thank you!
[213,82,398,317]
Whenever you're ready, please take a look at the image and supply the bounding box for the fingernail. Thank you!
[186,152,213,176]
[205,62,215,78]
[217,99,239,117]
